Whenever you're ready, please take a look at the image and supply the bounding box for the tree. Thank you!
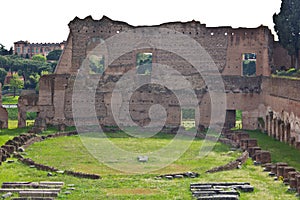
[0,68,7,86]
[9,74,24,97]
[32,54,46,62]
[0,44,10,56]
[273,0,300,69]
[46,49,62,61]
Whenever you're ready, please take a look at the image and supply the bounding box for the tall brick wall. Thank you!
[32,16,300,144]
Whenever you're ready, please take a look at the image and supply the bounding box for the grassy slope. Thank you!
[0,130,297,199]
[247,130,300,171]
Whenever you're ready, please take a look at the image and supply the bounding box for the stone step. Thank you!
[39,182,64,186]
[19,191,58,198]
[191,182,250,188]
[2,182,63,189]
[0,188,61,193]
[196,194,239,200]
[192,190,217,196]
[192,189,240,197]
[2,182,39,189]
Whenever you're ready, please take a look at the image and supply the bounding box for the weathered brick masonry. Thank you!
[17,16,300,146]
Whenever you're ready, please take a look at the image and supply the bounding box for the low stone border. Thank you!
[206,151,249,173]
[0,133,38,164]
[224,130,300,196]
[0,131,101,180]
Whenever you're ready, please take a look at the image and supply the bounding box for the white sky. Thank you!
[1,0,282,49]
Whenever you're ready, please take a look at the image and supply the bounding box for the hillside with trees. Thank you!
[0,43,60,92]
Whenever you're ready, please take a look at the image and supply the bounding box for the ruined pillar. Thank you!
[279,122,284,142]
[17,105,26,128]
[266,115,269,134]
[268,111,273,137]
[285,123,291,143]
[275,119,280,140]
[272,118,276,138]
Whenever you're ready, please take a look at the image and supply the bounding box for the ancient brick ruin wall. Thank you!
[54,16,273,76]
[34,16,300,144]
[0,83,8,128]
[17,92,39,128]
[261,77,300,147]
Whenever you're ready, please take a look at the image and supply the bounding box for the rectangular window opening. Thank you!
[242,53,256,76]
[88,55,105,74]
[136,52,152,75]
[181,108,195,130]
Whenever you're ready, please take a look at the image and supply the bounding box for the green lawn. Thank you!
[0,129,298,199]
[2,95,19,105]
[247,130,300,171]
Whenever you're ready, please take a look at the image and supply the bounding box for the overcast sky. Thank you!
[1,0,282,49]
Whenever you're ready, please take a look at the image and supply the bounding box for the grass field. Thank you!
[247,130,300,171]
[0,128,299,199]
[2,95,19,105]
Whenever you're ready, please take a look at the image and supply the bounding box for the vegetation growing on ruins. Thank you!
[273,67,300,79]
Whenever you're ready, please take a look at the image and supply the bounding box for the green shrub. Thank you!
[26,112,37,120]
[7,108,18,120]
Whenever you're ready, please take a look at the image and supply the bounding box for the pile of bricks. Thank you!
[0,181,64,200]
[190,182,254,200]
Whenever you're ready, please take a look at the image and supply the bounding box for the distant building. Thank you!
[14,41,65,58]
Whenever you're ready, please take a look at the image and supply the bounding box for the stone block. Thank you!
[277,166,285,178]
[289,178,297,189]
[296,175,300,189]
[283,167,296,179]
[255,151,271,164]
[248,147,261,158]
